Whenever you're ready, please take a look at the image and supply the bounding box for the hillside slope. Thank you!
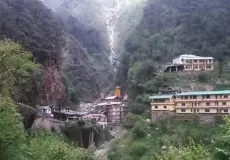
[0,0,109,105]
[117,0,230,98]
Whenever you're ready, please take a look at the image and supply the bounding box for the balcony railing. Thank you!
[175,98,230,102]
[176,105,230,109]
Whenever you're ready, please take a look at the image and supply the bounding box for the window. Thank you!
[191,109,193,112]
[185,96,188,99]
[215,95,218,99]
[206,102,210,106]
[197,109,199,112]
[224,109,228,113]
[206,95,210,99]
[222,102,227,105]
[215,102,219,105]
[209,59,212,62]
[164,106,167,109]
[155,106,158,109]
[193,95,197,99]
[182,103,186,106]
[181,109,186,112]
[181,96,184,99]
[205,109,210,112]
[202,95,205,99]
[194,60,197,63]
[224,95,228,98]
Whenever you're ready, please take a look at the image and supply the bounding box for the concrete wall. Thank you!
[151,111,176,122]
[151,104,175,111]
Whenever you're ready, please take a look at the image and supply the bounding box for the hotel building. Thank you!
[164,54,214,73]
[150,90,230,119]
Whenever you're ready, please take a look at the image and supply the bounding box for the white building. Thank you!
[164,54,214,72]
[37,106,53,117]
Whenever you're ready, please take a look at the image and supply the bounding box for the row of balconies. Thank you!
[183,60,213,64]
[176,105,230,109]
[152,98,230,104]
[175,98,230,102]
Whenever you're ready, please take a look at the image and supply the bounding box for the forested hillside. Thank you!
[116,0,230,113]
[108,113,230,160]
[0,0,113,105]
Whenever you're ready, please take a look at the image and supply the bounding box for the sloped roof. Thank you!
[179,54,214,60]
[149,94,174,99]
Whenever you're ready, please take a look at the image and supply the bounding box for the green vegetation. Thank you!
[0,96,93,160]
[108,113,230,160]
[0,39,38,89]
[0,39,93,159]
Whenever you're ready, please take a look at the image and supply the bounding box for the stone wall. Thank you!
[151,111,226,125]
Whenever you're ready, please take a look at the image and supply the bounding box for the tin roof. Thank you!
[178,54,214,60]
[149,94,174,99]
[177,90,230,96]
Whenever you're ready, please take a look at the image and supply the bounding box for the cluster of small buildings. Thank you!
[164,54,214,73]
[150,90,230,120]
[37,86,128,128]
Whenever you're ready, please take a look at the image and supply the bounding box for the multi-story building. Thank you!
[150,90,230,120]
[94,86,128,124]
[164,54,214,73]
[173,54,214,71]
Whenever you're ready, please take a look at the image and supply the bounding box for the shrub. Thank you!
[198,73,209,83]
[132,121,148,139]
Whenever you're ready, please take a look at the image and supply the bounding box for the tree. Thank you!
[0,97,28,160]
[0,39,38,91]
[29,132,94,160]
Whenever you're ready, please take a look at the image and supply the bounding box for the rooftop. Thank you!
[83,114,106,118]
[38,106,51,109]
[105,96,117,100]
[177,90,230,96]
[177,54,214,60]
[150,94,174,99]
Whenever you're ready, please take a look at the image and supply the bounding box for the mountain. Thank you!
[42,0,147,68]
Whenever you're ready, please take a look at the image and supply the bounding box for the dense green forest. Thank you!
[115,0,230,114]
[108,113,230,160]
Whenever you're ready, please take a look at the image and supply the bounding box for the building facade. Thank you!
[150,90,230,120]
[94,86,128,124]
[164,54,214,73]
[173,54,214,71]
